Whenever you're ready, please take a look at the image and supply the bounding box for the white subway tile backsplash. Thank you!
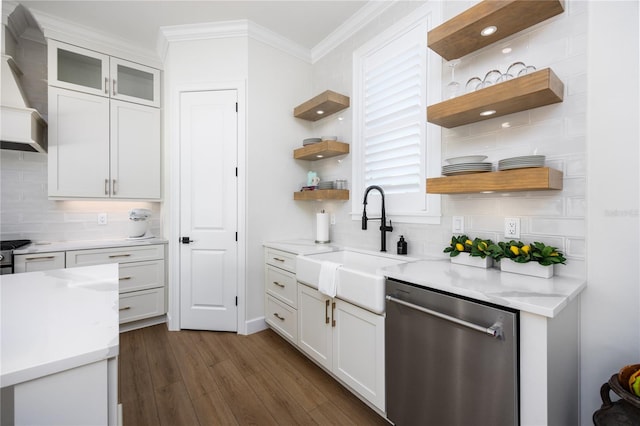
[530,217,585,238]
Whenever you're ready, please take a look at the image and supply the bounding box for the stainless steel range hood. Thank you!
[1,54,47,153]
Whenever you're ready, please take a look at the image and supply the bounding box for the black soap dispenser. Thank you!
[397,235,407,255]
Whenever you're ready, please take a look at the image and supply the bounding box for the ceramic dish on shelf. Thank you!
[498,155,545,170]
[321,136,337,141]
[303,137,322,146]
[445,155,488,165]
[442,162,492,176]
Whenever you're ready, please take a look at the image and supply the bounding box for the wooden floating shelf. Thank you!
[428,0,565,60]
[294,189,349,201]
[293,90,350,121]
[426,167,563,194]
[427,68,564,128]
[293,141,349,161]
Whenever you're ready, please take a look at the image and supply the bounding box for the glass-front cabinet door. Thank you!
[111,58,160,107]
[48,40,160,108]
[48,40,110,97]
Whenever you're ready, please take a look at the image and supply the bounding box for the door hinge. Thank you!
[235,102,238,112]
[235,296,238,306]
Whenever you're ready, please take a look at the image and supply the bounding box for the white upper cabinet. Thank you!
[110,58,160,108]
[48,40,160,107]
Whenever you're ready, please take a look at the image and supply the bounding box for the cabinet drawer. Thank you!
[119,260,164,293]
[119,288,165,324]
[265,295,297,344]
[265,265,297,308]
[264,248,296,273]
[66,245,164,267]
[14,252,65,273]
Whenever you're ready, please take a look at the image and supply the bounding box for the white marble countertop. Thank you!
[382,259,586,318]
[1,264,119,387]
[13,237,168,255]
[263,239,340,255]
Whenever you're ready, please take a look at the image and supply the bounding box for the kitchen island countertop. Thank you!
[0,264,119,387]
[382,258,586,318]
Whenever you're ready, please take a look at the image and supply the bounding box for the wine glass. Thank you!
[445,59,461,99]
[481,69,502,89]
[465,77,482,93]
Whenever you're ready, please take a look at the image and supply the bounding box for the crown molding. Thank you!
[157,19,311,63]
[311,0,398,64]
[26,7,162,68]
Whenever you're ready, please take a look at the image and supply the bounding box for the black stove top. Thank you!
[0,240,32,251]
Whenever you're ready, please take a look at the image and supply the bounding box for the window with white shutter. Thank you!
[352,5,441,224]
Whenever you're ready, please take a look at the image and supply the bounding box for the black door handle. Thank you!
[181,237,194,244]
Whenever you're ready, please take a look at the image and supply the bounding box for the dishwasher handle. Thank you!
[386,295,503,339]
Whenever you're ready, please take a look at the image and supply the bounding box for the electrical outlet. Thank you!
[97,213,108,225]
[452,216,464,233]
[330,214,336,225]
[504,217,520,239]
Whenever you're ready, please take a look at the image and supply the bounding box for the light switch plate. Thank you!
[452,216,464,233]
[504,217,520,239]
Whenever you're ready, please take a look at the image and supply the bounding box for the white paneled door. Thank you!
[179,90,238,331]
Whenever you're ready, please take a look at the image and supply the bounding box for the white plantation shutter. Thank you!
[364,43,423,195]
[353,13,441,222]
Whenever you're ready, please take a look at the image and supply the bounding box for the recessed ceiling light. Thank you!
[316,110,324,115]
[480,110,496,116]
[316,155,324,158]
[502,47,512,54]
[481,26,497,37]
[502,122,511,128]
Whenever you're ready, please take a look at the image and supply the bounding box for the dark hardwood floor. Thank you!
[118,324,389,425]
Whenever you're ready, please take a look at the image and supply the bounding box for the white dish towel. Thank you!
[318,261,341,297]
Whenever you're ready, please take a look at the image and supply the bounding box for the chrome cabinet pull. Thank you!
[325,299,330,324]
[273,281,285,288]
[113,79,117,95]
[119,276,132,281]
[273,257,285,262]
[108,253,131,258]
[112,179,117,195]
[25,256,56,261]
[119,306,131,311]
[273,313,285,321]
[386,295,503,338]
[331,302,336,327]
[104,77,108,94]
[105,179,109,195]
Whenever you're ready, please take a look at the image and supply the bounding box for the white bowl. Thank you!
[445,155,488,165]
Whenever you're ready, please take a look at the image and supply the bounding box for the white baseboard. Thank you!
[245,316,268,335]
[119,315,166,333]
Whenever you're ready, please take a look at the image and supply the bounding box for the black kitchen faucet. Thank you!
[361,185,393,252]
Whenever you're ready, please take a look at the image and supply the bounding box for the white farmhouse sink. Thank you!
[296,249,412,314]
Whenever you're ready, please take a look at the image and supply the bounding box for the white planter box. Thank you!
[500,260,554,278]
[450,255,493,269]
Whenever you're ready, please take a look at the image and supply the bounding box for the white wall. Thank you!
[583,1,639,422]
[246,37,314,323]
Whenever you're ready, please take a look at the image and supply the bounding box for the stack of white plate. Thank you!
[317,181,334,190]
[442,155,492,176]
[498,155,545,171]
[303,138,321,146]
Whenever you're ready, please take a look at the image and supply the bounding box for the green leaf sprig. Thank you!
[444,235,494,259]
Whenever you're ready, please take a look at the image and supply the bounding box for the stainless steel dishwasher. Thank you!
[385,278,519,426]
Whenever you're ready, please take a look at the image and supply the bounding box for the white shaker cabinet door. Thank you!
[48,87,110,198]
[110,100,160,199]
